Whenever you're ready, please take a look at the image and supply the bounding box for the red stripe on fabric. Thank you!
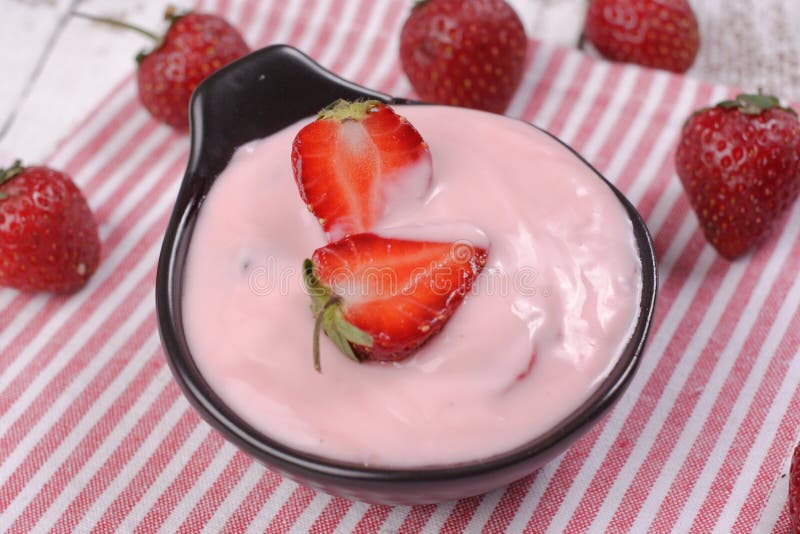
[602,225,791,533]
[733,383,800,534]
[221,471,283,533]
[541,56,595,138]
[307,497,352,532]
[0,293,37,351]
[590,72,672,179]
[88,407,199,533]
[729,325,800,532]
[609,76,683,193]
[44,74,135,166]
[440,495,484,533]
[213,0,230,15]
[523,428,608,531]
[696,348,797,529]
[137,432,226,530]
[517,48,568,124]
[47,373,181,533]
[61,99,142,180]
[0,142,184,442]
[568,61,638,150]
[435,49,615,534]
[327,0,380,75]
[237,0,258,41]
[397,504,437,534]
[286,0,322,47]
[78,120,162,200]
[306,0,346,60]
[264,485,316,533]
[250,0,286,47]
[351,505,392,533]
[651,229,800,531]
[530,92,721,532]
[519,68,703,534]
[176,451,253,533]
[0,244,169,508]
[122,0,277,527]
[8,333,162,533]
[480,474,537,533]
[349,0,406,87]
[0,152,185,531]
[555,230,722,533]
[0,127,181,386]
[0,122,171,370]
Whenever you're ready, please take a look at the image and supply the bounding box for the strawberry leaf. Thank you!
[304,258,372,372]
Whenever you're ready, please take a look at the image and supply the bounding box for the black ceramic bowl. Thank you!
[156,45,657,505]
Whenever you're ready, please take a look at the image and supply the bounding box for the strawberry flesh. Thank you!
[292,100,432,239]
[305,232,488,368]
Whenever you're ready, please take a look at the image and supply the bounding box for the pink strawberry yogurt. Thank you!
[182,105,642,467]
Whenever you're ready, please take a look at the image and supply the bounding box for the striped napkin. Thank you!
[2,0,799,532]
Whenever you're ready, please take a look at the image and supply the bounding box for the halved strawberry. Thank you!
[291,100,432,239]
[303,232,488,371]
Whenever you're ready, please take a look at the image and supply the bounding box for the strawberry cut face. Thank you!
[304,232,488,369]
[292,101,432,239]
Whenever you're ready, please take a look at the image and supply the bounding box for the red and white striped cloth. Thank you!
[2,0,799,532]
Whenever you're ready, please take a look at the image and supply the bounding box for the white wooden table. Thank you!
[1,0,799,165]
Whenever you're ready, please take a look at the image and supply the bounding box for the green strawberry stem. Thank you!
[716,93,798,116]
[317,99,381,121]
[303,259,373,373]
[313,298,339,372]
[71,11,160,41]
[0,160,24,200]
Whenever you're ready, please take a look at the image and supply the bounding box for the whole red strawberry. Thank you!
[676,93,800,260]
[75,7,249,130]
[304,233,488,371]
[137,8,249,129]
[399,0,527,113]
[584,0,700,73]
[292,100,432,239]
[0,161,100,293]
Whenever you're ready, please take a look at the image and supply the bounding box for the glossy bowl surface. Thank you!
[156,44,657,505]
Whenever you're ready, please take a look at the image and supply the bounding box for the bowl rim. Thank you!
[156,44,658,483]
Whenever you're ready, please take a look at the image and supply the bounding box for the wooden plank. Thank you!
[0,0,74,141]
[0,0,193,163]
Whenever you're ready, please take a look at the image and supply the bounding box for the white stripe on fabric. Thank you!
[115,425,211,532]
[0,139,185,380]
[625,205,800,533]
[0,325,160,526]
[244,479,299,534]
[558,62,609,144]
[48,83,138,170]
[287,493,333,534]
[331,501,371,533]
[339,0,395,81]
[530,52,583,128]
[157,443,240,534]
[31,365,174,532]
[0,242,165,488]
[75,397,190,532]
[200,462,265,534]
[687,271,800,533]
[585,258,757,532]
[0,171,182,434]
